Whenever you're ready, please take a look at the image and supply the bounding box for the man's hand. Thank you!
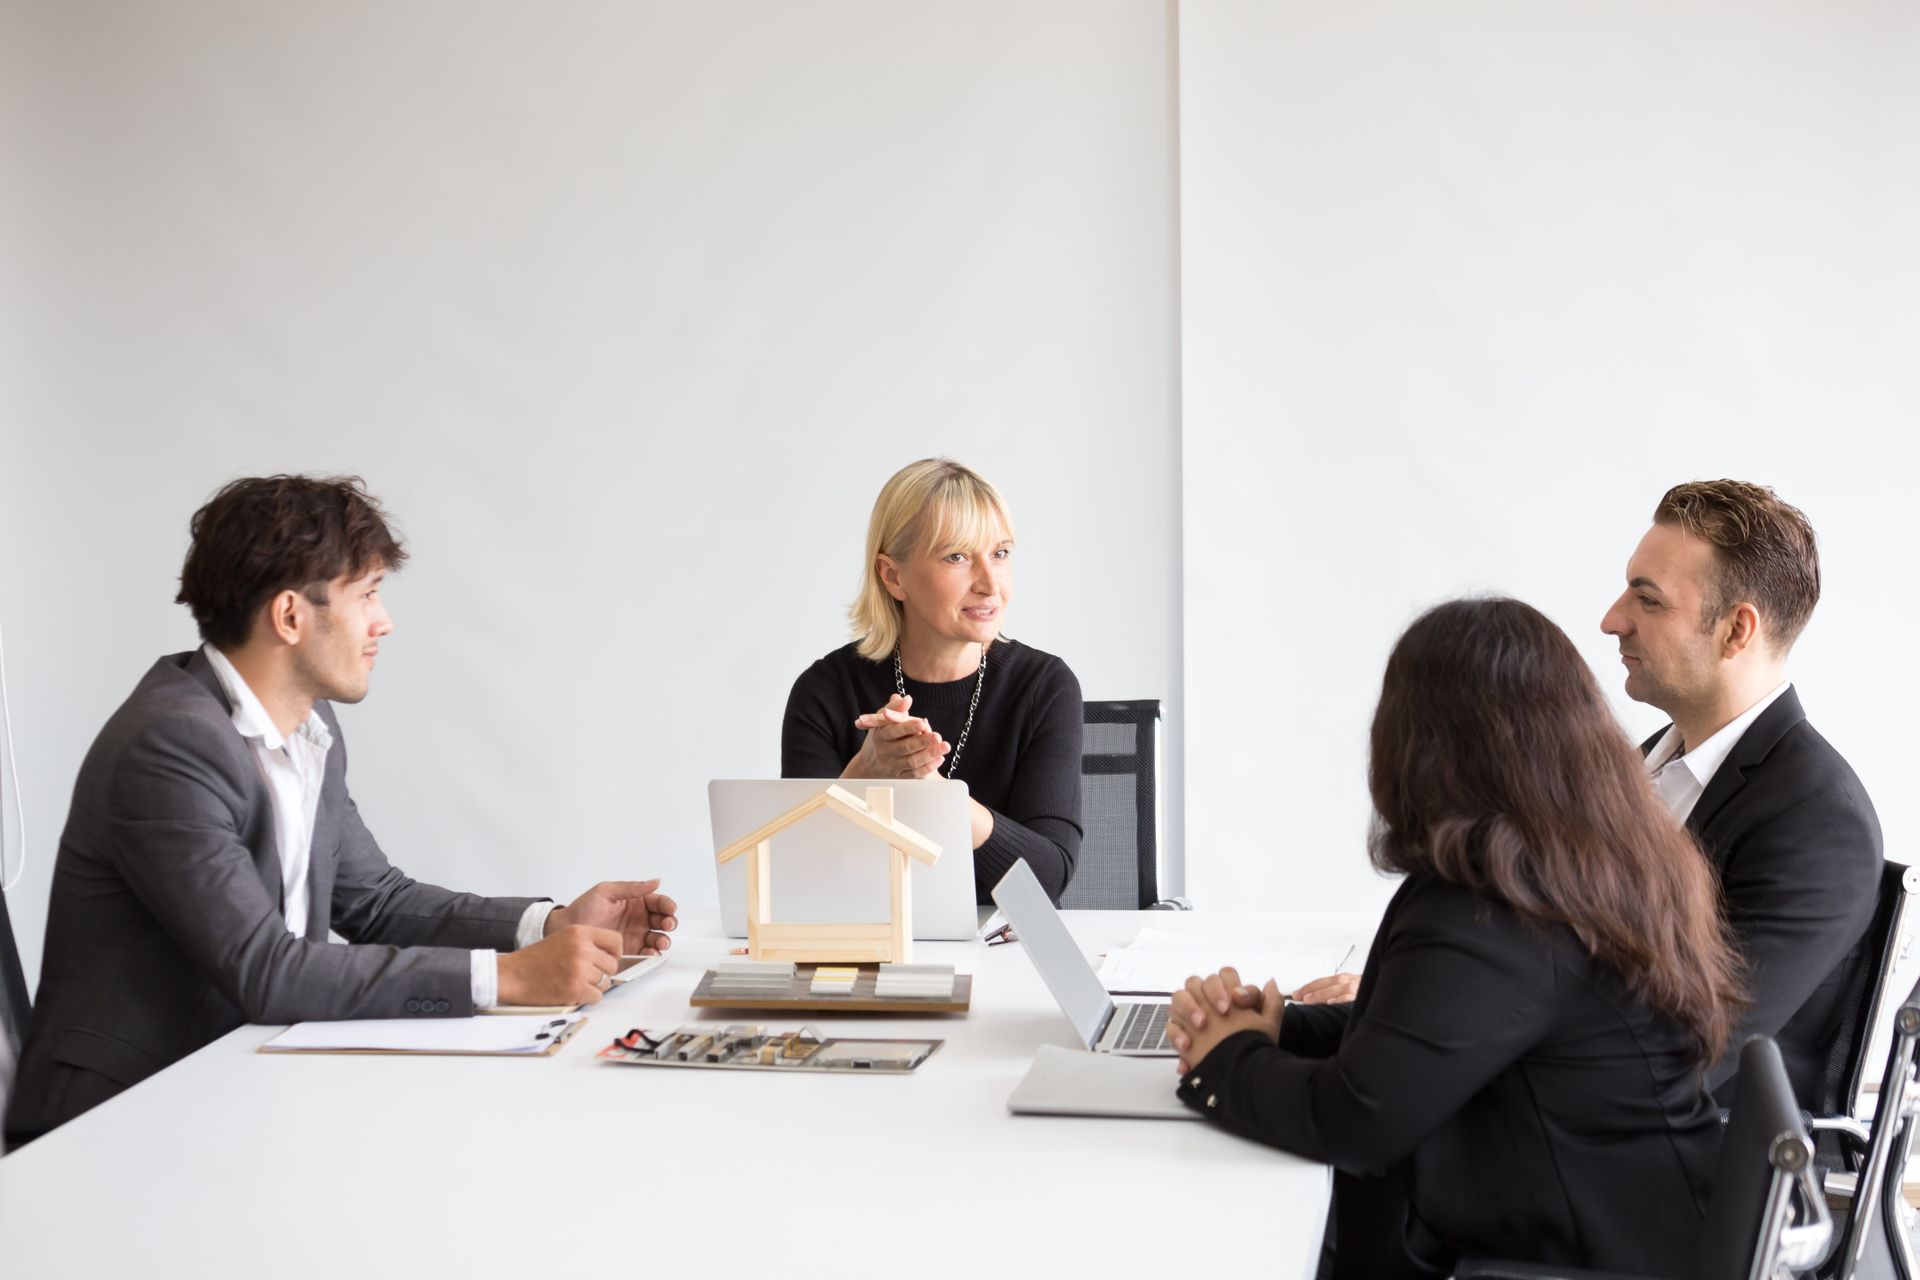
[845,693,948,779]
[497,924,622,1006]
[1290,972,1360,1005]
[1167,966,1284,1074]
[547,879,678,954]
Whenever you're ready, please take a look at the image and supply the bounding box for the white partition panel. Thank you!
[1181,2,1920,915]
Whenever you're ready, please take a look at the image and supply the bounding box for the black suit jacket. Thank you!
[1180,873,1721,1277]
[1642,686,1883,1107]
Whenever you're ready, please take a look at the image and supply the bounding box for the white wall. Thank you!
[0,1,1184,989]
[1182,2,1920,917]
[4,0,1913,993]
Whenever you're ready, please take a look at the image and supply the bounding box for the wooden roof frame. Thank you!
[714,783,941,868]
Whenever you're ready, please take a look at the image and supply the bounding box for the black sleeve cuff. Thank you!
[1276,999,1352,1057]
[1176,1029,1275,1114]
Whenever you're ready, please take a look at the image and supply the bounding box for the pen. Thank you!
[1331,943,1355,973]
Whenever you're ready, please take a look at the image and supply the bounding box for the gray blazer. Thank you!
[5,650,545,1144]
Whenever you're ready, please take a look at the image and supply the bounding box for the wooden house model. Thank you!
[714,784,942,964]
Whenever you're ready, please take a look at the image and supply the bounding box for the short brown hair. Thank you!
[1654,479,1820,651]
[176,475,406,649]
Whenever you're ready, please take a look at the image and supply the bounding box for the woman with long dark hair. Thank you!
[1166,598,1743,1278]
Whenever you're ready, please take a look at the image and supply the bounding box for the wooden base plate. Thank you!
[689,965,972,1014]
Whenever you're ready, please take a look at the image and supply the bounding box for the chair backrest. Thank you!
[0,884,28,1059]
[1061,700,1160,910]
[1820,862,1920,1134]
[1696,1036,1833,1280]
[0,882,30,1117]
[1831,972,1920,1280]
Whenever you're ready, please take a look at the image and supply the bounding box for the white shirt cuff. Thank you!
[470,950,499,1009]
[515,901,560,950]
[471,903,559,1011]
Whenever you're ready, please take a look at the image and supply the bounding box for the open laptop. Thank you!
[991,859,1176,1057]
[710,779,979,941]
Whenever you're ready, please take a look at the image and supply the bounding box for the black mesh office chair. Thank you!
[1062,700,1165,910]
[1457,1037,1832,1280]
[1827,972,1920,1280]
[1,881,29,1071]
[1808,862,1920,1170]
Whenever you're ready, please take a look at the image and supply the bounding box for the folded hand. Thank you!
[847,693,948,779]
[1167,966,1284,1074]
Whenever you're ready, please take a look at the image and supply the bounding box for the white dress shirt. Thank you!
[1644,681,1792,822]
[204,644,329,937]
[202,645,552,1008]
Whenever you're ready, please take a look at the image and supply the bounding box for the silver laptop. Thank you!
[991,859,1176,1057]
[710,779,979,941]
[1007,1044,1200,1120]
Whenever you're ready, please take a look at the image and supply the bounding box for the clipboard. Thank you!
[258,1014,589,1057]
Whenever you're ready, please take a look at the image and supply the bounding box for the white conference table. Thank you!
[0,910,1365,1279]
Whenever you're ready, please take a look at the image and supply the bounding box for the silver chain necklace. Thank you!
[894,643,986,780]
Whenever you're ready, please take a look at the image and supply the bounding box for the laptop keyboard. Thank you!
[1115,1002,1172,1053]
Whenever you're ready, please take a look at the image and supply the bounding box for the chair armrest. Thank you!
[1808,1113,1871,1151]
[1717,1106,1871,1159]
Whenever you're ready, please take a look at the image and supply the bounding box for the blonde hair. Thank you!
[850,459,1015,661]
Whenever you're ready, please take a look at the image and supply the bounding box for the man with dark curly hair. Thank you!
[6,475,678,1147]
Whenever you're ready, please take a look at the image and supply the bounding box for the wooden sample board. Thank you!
[597,1029,942,1074]
[690,964,972,1014]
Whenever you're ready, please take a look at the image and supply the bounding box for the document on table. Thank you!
[259,1013,588,1056]
[1094,927,1360,996]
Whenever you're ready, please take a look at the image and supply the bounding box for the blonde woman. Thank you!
[781,459,1083,903]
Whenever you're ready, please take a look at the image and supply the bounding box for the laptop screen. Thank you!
[991,860,1113,1051]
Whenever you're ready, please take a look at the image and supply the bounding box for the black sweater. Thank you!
[780,638,1083,903]
[1179,873,1720,1278]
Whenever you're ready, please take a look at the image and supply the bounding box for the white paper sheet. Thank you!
[1093,926,1361,995]
[260,1014,585,1055]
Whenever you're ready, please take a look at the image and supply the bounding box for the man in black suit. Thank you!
[1601,479,1881,1106]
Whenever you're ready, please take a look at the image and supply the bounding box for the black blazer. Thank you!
[1642,685,1882,1107]
[1179,873,1721,1278]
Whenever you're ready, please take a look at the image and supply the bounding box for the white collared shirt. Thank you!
[204,644,330,937]
[202,645,551,1008]
[1645,681,1792,822]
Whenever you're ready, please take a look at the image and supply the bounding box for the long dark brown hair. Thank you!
[1368,597,1743,1064]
